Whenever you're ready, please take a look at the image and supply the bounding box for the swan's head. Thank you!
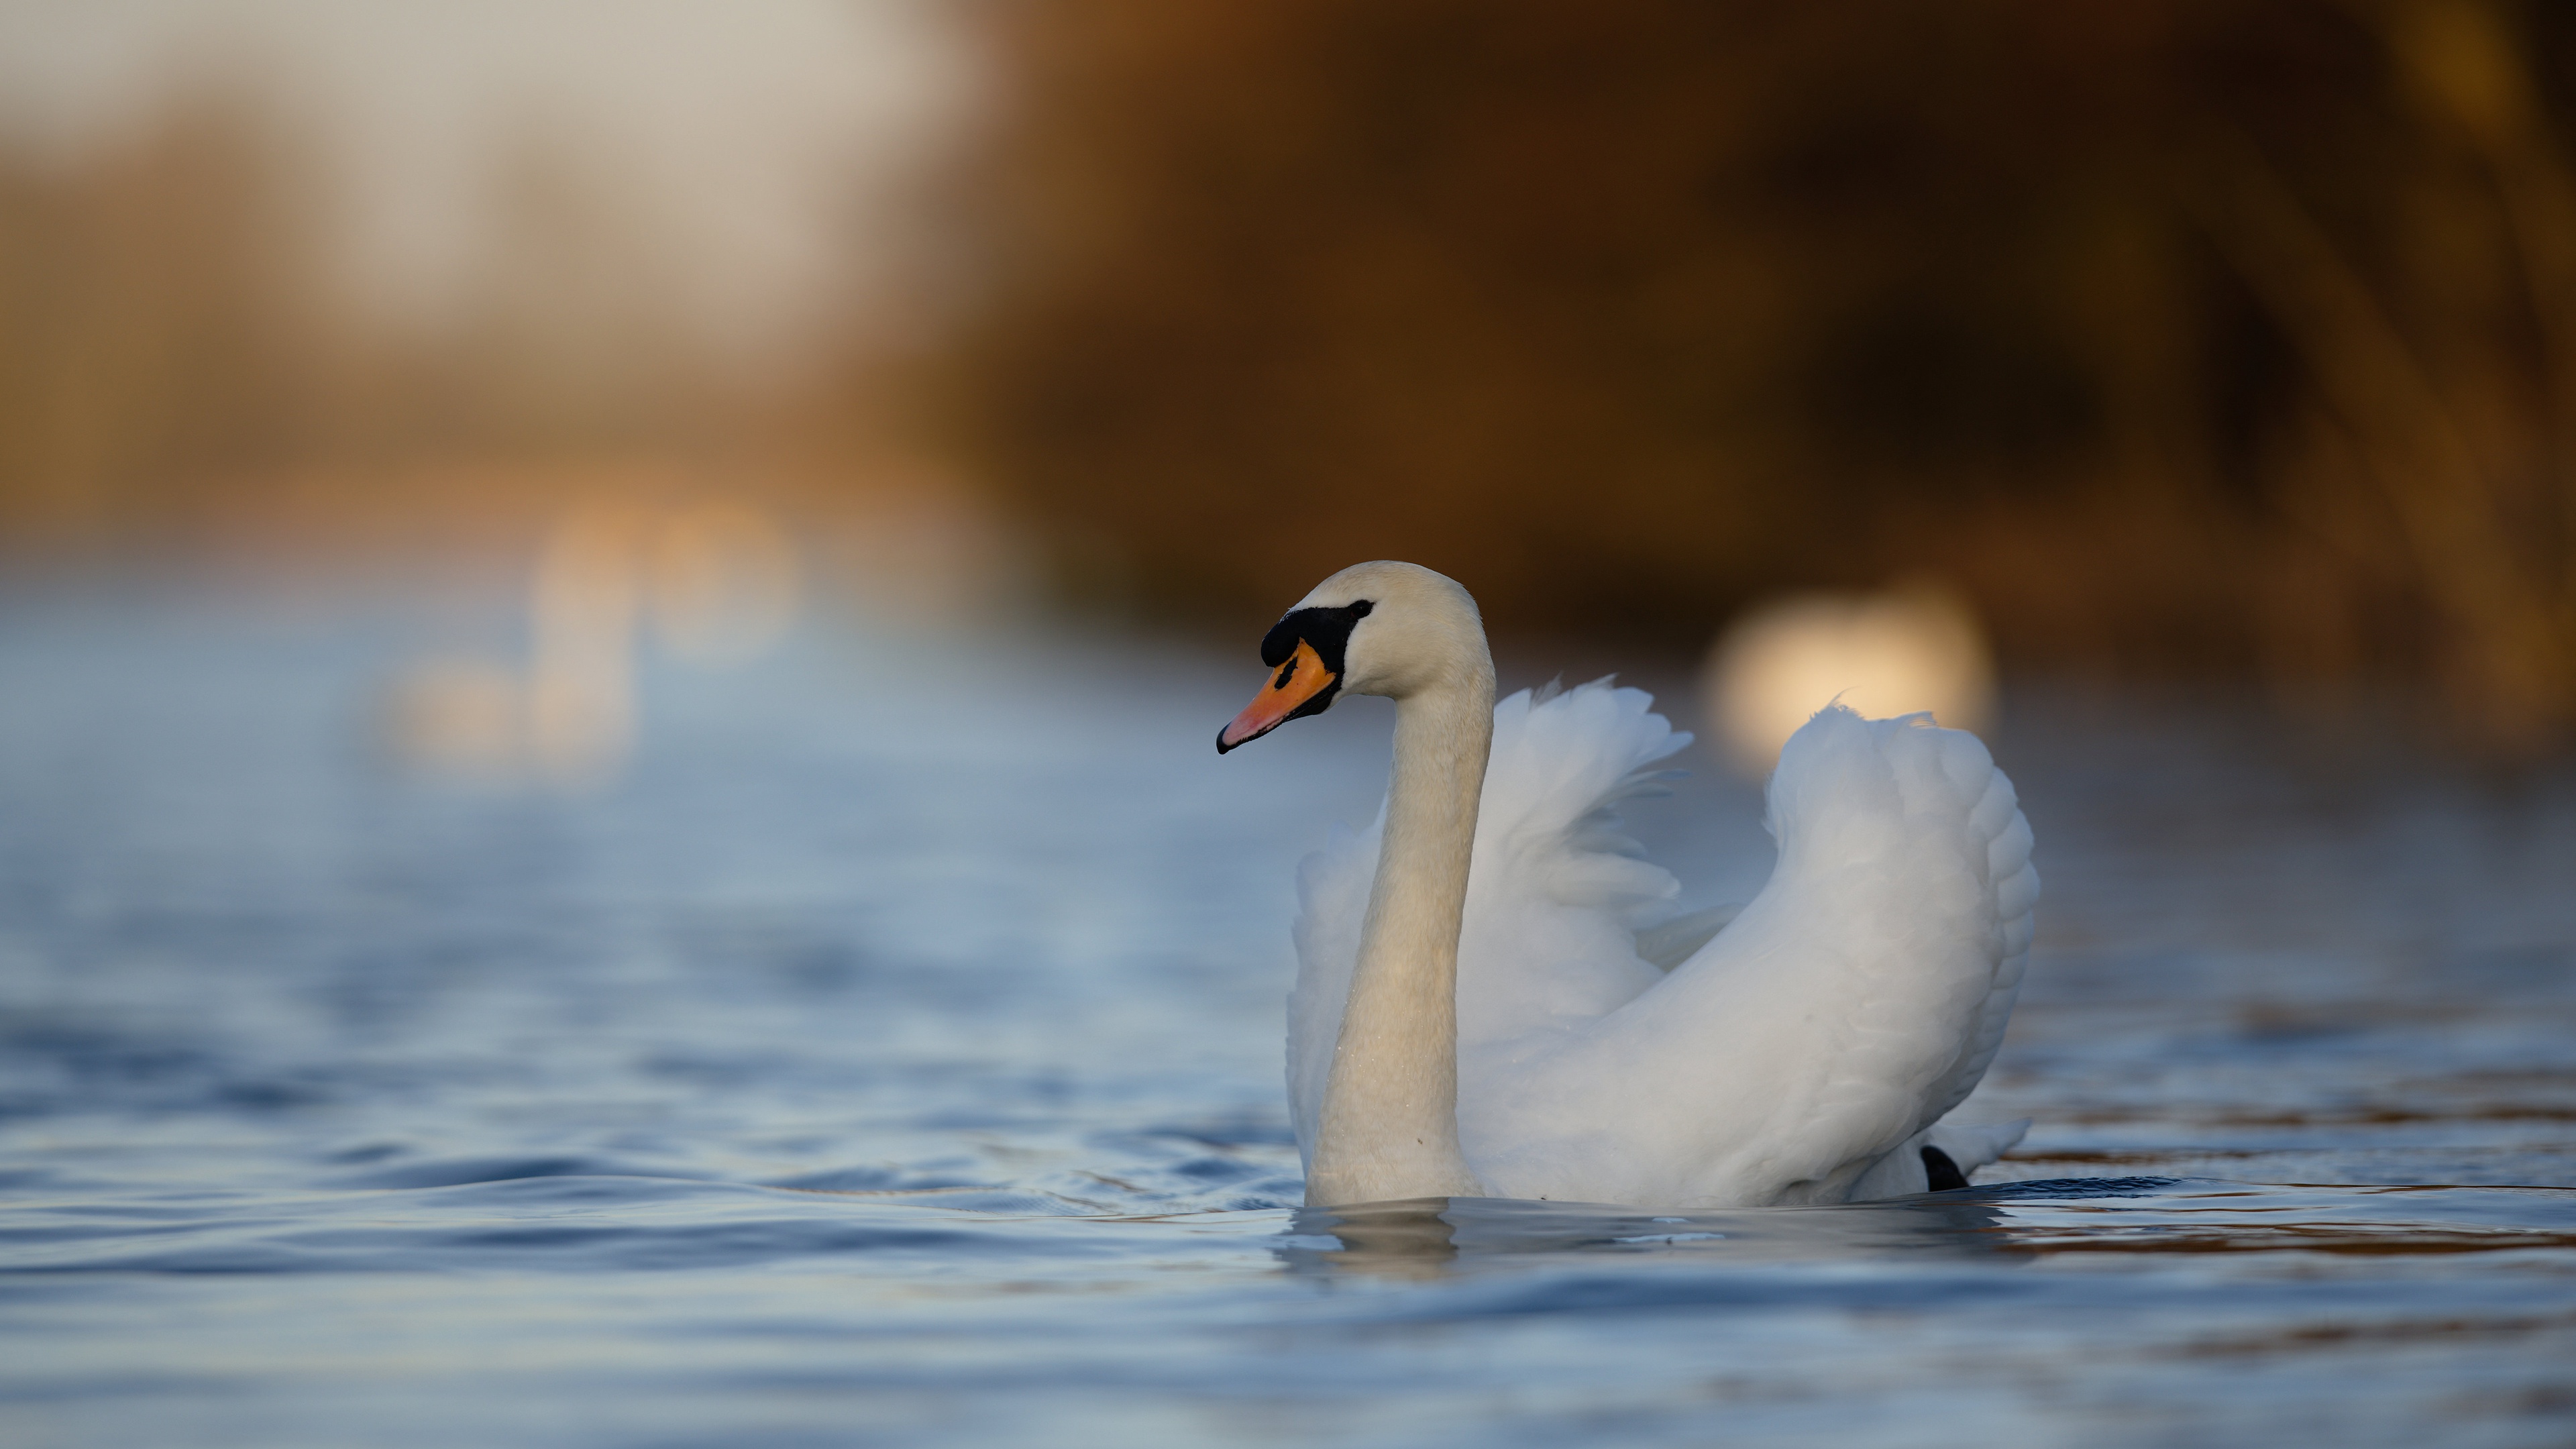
[1217,561,1488,752]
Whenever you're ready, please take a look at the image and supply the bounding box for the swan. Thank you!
[1217,561,2037,1210]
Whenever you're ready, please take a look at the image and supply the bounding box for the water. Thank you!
[4,587,2574,1447]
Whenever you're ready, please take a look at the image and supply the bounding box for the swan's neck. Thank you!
[1305,669,1494,1206]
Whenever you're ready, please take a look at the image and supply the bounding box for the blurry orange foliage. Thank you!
[952,0,2576,757]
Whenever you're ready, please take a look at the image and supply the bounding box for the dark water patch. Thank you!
[1958,1175,2184,1199]
[1136,1120,1301,1151]
[332,1155,698,1189]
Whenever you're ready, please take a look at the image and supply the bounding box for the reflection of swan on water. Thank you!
[1281,1193,2017,1279]
[1219,562,2035,1212]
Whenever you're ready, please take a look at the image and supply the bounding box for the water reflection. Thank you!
[1973,1181,2576,1259]
[1283,1191,2019,1280]
[1282,1197,1460,1279]
[1278,1180,2576,1290]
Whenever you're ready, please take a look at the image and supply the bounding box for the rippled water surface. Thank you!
[5,588,2575,1447]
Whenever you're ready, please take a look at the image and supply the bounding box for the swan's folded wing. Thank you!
[1289,681,1694,1167]
[1466,706,2035,1208]
[1452,682,1693,1051]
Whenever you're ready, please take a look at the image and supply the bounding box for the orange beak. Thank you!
[1218,639,1336,752]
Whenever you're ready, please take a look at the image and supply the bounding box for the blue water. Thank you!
[5,587,2574,1447]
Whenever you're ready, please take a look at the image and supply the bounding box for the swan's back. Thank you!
[1291,685,2036,1209]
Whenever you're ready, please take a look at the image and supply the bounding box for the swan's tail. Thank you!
[1850,1118,2031,1197]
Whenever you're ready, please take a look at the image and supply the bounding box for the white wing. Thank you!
[1453,682,1695,1051]
[1287,681,1688,1169]
[1462,704,2035,1208]
[1917,749,2037,1127]
[1290,688,2035,1209]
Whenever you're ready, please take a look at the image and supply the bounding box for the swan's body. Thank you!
[1220,562,2036,1210]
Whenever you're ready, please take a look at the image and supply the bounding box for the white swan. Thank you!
[1218,561,2037,1210]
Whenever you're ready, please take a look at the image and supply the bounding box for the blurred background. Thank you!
[1,0,2571,761]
